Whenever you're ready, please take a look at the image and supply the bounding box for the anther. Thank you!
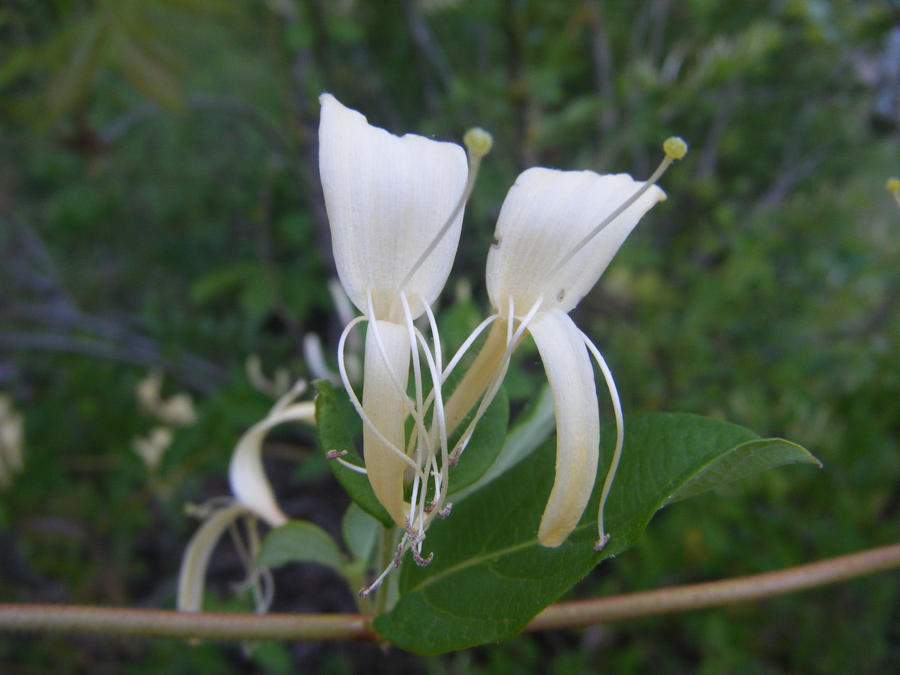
[550,135,689,278]
[326,449,348,459]
[438,503,453,518]
[663,136,688,160]
[463,127,493,159]
[887,177,900,206]
[594,533,610,552]
[412,550,434,567]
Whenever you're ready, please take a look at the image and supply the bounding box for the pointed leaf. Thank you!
[374,413,819,654]
[665,437,822,504]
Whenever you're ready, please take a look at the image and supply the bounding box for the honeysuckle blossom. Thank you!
[444,139,686,549]
[0,394,24,489]
[319,94,492,583]
[135,370,197,426]
[178,380,314,613]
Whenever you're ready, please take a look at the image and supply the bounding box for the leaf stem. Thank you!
[0,542,896,641]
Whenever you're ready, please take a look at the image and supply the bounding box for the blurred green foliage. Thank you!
[1,0,899,672]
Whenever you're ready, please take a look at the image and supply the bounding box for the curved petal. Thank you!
[177,503,251,612]
[361,320,411,527]
[528,309,600,547]
[486,168,665,315]
[229,401,316,527]
[319,94,468,321]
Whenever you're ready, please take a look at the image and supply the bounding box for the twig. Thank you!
[0,605,375,641]
[528,541,900,630]
[0,542,896,642]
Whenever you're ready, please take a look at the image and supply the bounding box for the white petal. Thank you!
[361,320,411,526]
[229,401,316,527]
[177,503,251,612]
[319,94,468,321]
[528,309,600,547]
[486,168,665,315]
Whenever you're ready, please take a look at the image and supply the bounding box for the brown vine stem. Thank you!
[0,542,897,642]
[528,541,900,631]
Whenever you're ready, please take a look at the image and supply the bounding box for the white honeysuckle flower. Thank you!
[0,394,24,489]
[178,379,315,613]
[319,94,494,587]
[486,170,666,318]
[319,93,468,323]
[131,426,173,471]
[135,370,197,426]
[445,138,686,550]
[229,380,315,527]
[488,169,665,548]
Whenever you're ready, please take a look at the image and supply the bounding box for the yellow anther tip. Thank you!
[886,177,900,194]
[663,136,688,160]
[464,127,493,158]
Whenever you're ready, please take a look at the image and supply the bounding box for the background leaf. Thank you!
[374,413,820,654]
[258,520,346,571]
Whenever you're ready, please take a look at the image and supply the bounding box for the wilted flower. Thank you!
[178,380,314,613]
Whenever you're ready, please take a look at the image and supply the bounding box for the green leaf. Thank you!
[46,14,107,120]
[112,28,184,111]
[374,413,820,654]
[258,520,346,571]
[315,380,393,527]
[189,261,257,305]
[446,387,509,495]
[665,437,822,504]
[342,502,380,564]
[453,384,554,501]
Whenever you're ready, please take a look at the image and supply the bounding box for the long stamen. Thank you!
[582,334,624,552]
[337,316,422,475]
[416,313,500,425]
[395,128,493,295]
[331,455,368,474]
[549,137,688,278]
[411,325,449,515]
[440,313,499,383]
[420,301,450,508]
[450,295,544,465]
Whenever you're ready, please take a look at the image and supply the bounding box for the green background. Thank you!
[1,0,898,672]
